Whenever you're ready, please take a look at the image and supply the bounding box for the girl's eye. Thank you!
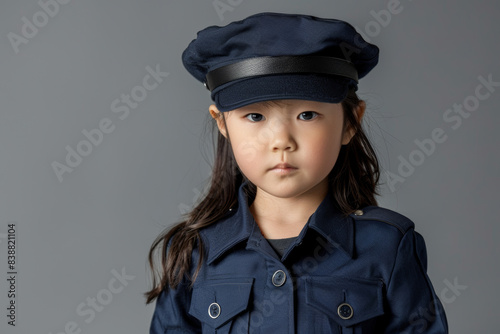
[245,113,265,122]
[298,111,318,121]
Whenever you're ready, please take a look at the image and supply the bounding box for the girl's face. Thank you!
[210,99,363,200]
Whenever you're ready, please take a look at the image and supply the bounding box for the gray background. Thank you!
[0,0,498,333]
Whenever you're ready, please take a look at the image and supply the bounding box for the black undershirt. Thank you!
[266,237,298,258]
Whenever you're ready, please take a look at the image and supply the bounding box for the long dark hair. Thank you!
[145,89,380,304]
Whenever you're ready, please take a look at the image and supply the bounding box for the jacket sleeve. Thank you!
[149,280,202,333]
[383,229,449,333]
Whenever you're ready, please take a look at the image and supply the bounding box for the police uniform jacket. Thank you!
[150,182,449,333]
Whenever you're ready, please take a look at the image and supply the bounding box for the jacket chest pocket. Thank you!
[188,277,254,334]
[305,276,385,333]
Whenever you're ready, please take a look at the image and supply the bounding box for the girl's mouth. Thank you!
[269,163,298,174]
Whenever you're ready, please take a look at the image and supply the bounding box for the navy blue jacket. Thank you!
[150,183,448,333]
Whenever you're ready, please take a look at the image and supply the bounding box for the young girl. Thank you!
[146,12,448,333]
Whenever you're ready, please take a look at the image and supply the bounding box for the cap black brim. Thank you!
[213,74,356,111]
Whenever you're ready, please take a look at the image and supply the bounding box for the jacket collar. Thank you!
[204,182,354,265]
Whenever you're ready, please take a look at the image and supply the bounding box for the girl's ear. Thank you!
[209,104,228,138]
[342,100,366,145]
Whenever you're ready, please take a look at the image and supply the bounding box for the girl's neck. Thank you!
[249,180,329,239]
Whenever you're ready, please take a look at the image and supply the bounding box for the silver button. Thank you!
[272,270,286,287]
[354,209,364,216]
[208,302,221,319]
[337,303,353,320]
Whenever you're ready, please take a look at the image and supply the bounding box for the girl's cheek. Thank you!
[234,140,258,164]
[309,131,340,153]
[256,127,275,144]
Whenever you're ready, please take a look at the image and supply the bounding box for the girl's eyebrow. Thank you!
[237,100,291,111]
[233,105,268,113]
[231,107,260,114]
[234,101,323,114]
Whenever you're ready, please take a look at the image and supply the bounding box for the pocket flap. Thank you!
[189,277,253,329]
[306,276,384,327]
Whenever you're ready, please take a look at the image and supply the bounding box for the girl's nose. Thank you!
[269,121,297,152]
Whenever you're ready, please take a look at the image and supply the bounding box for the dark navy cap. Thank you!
[182,12,379,112]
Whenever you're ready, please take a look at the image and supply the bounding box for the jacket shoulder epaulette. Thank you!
[350,205,415,235]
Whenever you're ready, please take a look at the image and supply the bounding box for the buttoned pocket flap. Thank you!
[306,276,384,327]
[189,277,254,329]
